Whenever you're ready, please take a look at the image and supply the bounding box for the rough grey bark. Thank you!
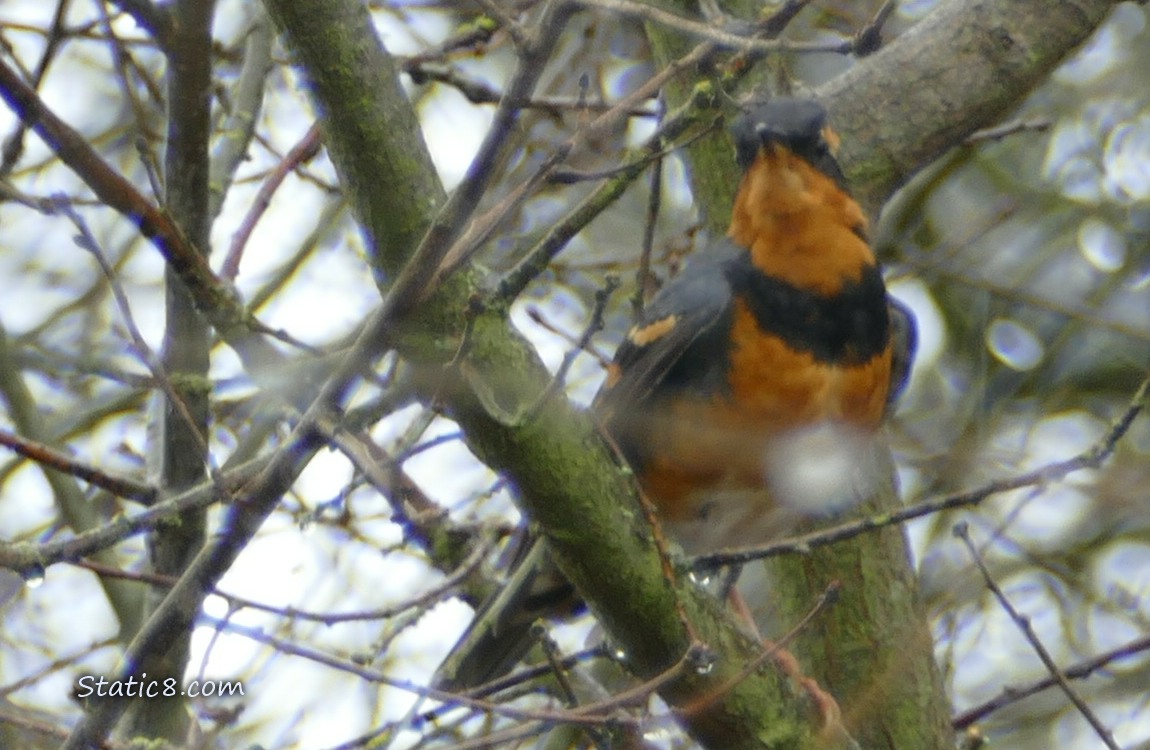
[125,0,215,743]
[821,0,1126,213]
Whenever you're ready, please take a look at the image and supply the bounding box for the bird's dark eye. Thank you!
[793,134,826,155]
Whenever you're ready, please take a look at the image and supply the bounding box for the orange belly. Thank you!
[640,303,892,550]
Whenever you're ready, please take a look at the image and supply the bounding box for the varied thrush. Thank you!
[435,98,915,706]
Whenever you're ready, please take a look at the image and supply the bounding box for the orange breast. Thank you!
[724,300,892,430]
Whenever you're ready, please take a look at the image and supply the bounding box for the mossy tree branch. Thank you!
[820,0,1125,213]
[124,0,216,742]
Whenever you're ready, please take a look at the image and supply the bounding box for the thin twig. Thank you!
[397,430,466,461]
[953,633,1150,729]
[96,0,164,187]
[634,148,663,320]
[954,523,1120,750]
[575,0,849,54]
[0,638,117,699]
[677,582,839,717]
[406,63,657,118]
[80,537,492,626]
[0,428,156,504]
[52,197,222,489]
[193,599,240,693]
[854,0,898,56]
[521,276,618,423]
[537,623,581,707]
[525,306,612,368]
[0,0,70,175]
[223,123,323,280]
[964,118,1052,145]
[0,705,96,746]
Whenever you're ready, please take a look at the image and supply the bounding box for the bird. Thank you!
[433,97,915,717]
[595,96,909,556]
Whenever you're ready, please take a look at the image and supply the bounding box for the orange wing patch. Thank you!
[821,124,841,154]
[602,362,623,390]
[627,315,679,346]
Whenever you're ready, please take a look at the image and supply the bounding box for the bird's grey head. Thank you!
[731,97,848,188]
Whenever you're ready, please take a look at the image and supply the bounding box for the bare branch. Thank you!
[0,0,69,175]
[0,428,156,504]
[575,0,850,54]
[521,275,618,423]
[209,9,275,221]
[223,124,323,280]
[953,634,1150,729]
[964,118,1052,144]
[954,523,1120,750]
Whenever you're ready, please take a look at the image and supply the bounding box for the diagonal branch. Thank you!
[820,0,1128,213]
[955,523,1121,749]
[0,428,156,504]
[953,633,1150,729]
